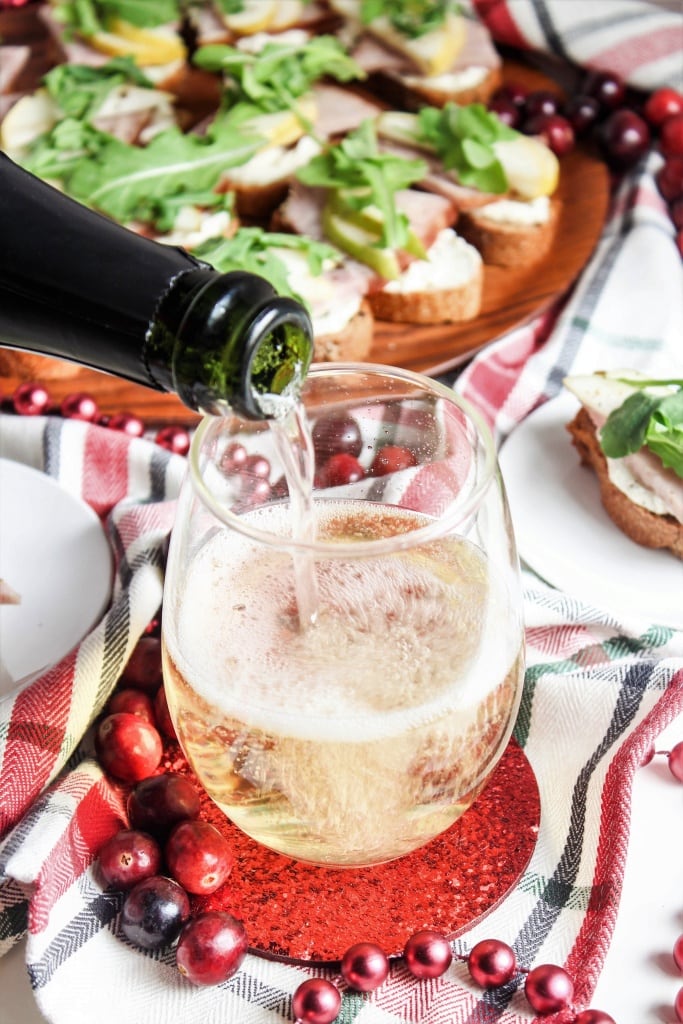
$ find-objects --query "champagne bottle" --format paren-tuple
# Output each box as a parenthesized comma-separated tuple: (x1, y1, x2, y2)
(0, 154, 313, 419)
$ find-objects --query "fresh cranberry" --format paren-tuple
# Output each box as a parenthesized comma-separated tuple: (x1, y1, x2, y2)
(319, 452, 365, 487)
(121, 636, 162, 693)
(370, 445, 417, 476)
(523, 89, 561, 119)
(155, 425, 191, 456)
(656, 156, 683, 202)
(660, 112, 683, 158)
(491, 81, 528, 108)
(96, 713, 163, 782)
(121, 875, 190, 950)
(176, 911, 248, 986)
(106, 688, 156, 724)
(312, 413, 363, 460)
(564, 93, 601, 136)
(582, 69, 626, 111)
(153, 685, 177, 739)
(242, 476, 272, 505)
(108, 413, 145, 438)
(128, 773, 201, 838)
(523, 113, 575, 156)
(644, 87, 683, 128)
(671, 197, 683, 231)
(165, 820, 234, 895)
(488, 95, 521, 128)
(98, 829, 162, 889)
(598, 109, 651, 168)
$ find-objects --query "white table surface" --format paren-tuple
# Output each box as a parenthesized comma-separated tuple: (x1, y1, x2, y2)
(1, 713, 681, 1024)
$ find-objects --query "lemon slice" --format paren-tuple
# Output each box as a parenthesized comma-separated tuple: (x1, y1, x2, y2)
(371, 11, 466, 77)
(89, 21, 185, 65)
(492, 136, 560, 200)
(223, 0, 278, 35)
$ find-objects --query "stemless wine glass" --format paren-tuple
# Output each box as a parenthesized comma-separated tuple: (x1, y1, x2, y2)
(161, 364, 525, 868)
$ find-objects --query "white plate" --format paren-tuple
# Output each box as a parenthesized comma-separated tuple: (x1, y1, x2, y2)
(0, 458, 113, 694)
(499, 395, 683, 630)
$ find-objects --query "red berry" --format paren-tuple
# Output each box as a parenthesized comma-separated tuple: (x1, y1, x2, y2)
(657, 157, 683, 202)
(153, 685, 177, 739)
(488, 95, 521, 129)
(403, 929, 453, 979)
(155, 425, 191, 456)
(524, 963, 574, 1014)
(491, 82, 528, 108)
(121, 875, 190, 950)
(96, 713, 163, 782)
(340, 942, 389, 992)
(13, 382, 50, 416)
(564, 93, 601, 136)
(106, 688, 156, 724)
(243, 453, 271, 479)
(60, 392, 99, 421)
(523, 89, 561, 119)
(108, 412, 145, 437)
(660, 113, 683, 158)
(121, 636, 162, 692)
(165, 820, 234, 895)
(583, 69, 626, 111)
(524, 113, 575, 156)
(644, 87, 683, 128)
(176, 911, 248, 986)
(98, 829, 162, 889)
(467, 938, 517, 987)
(370, 445, 417, 476)
(312, 413, 363, 460)
(671, 197, 683, 231)
(220, 442, 248, 472)
(320, 452, 365, 487)
(242, 476, 272, 505)
(598, 109, 651, 168)
(128, 773, 201, 838)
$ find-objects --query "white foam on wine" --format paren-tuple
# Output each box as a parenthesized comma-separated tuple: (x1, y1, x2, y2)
(165, 500, 519, 742)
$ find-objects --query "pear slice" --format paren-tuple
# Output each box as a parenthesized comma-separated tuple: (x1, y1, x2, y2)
(370, 11, 466, 77)
(222, 0, 279, 34)
(326, 193, 427, 259)
(492, 136, 559, 200)
(322, 205, 401, 279)
(90, 21, 185, 65)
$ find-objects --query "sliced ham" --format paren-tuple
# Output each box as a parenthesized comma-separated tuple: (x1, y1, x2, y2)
(312, 82, 384, 138)
(350, 17, 501, 77)
(379, 138, 505, 211)
(0, 46, 31, 95)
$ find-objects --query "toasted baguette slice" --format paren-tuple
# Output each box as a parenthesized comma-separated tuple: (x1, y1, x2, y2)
(458, 197, 560, 267)
(313, 301, 374, 362)
(368, 229, 483, 324)
(567, 406, 683, 559)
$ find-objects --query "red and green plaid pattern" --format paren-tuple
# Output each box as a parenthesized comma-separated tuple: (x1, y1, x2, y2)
(1, 7, 683, 1019)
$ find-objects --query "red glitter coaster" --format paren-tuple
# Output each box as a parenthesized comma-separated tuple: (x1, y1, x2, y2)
(171, 740, 539, 965)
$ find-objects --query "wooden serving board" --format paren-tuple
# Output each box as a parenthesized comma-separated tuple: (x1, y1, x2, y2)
(0, 8, 610, 426)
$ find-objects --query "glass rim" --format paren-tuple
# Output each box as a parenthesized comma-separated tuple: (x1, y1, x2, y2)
(188, 362, 498, 556)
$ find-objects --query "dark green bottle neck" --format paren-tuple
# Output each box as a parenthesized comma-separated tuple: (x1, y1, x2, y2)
(146, 268, 314, 419)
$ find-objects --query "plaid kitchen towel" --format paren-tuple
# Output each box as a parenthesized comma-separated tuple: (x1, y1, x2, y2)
(1, 5, 683, 1022)
(0, 144, 682, 1024)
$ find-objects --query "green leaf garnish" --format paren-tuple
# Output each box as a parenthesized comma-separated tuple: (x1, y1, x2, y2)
(418, 102, 518, 194)
(193, 227, 340, 309)
(600, 378, 683, 478)
(360, 0, 460, 37)
(52, 0, 181, 34)
(42, 57, 153, 119)
(297, 119, 427, 251)
(193, 36, 364, 114)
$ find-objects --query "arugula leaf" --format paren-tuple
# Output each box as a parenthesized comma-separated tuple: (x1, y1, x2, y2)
(24, 114, 263, 224)
(297, 120, 426, 250)
(193, 227, 340, 308)
(193, 36, 364, 113)
(42, 58, 153, 119)
(360, 0, 459, 37)
(600, 379, 683, 479)
(418, 103, 517, 194)
(52, 0, 181, 34)
(135, 189, 234, 233)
